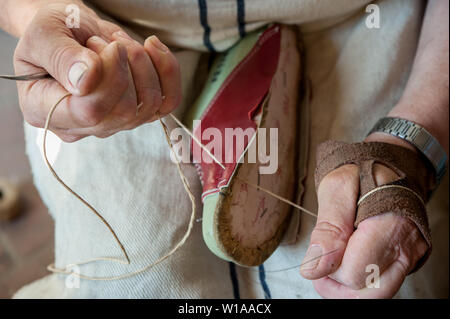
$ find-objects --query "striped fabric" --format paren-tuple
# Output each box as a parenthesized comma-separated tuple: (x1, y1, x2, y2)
(87, 0, 372, 51)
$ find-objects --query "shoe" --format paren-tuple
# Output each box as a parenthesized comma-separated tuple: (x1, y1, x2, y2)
(184, 24, 302, 266)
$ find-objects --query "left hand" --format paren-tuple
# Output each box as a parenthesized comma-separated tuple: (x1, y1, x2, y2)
(300, 136, 429, 298)
(13, 1, 181, 142)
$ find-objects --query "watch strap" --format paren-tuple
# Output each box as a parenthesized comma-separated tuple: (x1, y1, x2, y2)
(369, 117, 447, 185)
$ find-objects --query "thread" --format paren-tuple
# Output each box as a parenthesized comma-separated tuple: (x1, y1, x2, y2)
(169, 113, 226, 170)
(0, 72, 49, 81)
(43, 95, 197, 281)
(2, 73, 318, 280)
(44, 98, 316, 280)
(169, 112, 317, 217)
(357, 184, 425, 207)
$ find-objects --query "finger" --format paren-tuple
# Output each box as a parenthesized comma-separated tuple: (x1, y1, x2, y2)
(144, 36, 182, 117)
(313, 257, 410, 299)
(112, 31, 163, 125)
(328, 213, 427, 289)
(327, 162, 428, 289)
(300, 164, 360, 280)
(86, 35, 109, 53)
(327, 214, 399, 290)
(75, 36, 137, 131)
(17, 41, 130, 129)
(14, 22, 102, 96)
(97, 20, 123, 42)
(63, 38, 139, 135)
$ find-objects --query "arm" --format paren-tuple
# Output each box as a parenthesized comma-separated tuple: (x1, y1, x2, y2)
(301, 0, 448, 298)
(366, 0, 449, 154)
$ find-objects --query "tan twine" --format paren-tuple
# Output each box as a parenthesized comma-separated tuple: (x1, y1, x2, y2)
(39, 94, 420, 279)
(38, 92, 319, 280)
(0, 69, 328, 279)
(3, 67, 422, 278)
(42, 93, 199, 280)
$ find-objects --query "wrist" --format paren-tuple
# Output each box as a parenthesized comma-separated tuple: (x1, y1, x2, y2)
(364, 131, 418, 153)
(366, 116, 448, 185)
(390, 100, 449, 155)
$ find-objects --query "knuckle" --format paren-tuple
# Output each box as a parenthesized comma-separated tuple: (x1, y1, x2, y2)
(313, 221, 349, 242)
(127, 45, 147, 64)
(22, 111, 43, 128)
(13, 42, 25, 63)
(94, 132, 113, 139)
(59, 134, 81, 143)
(25, 116, 44, 129)
(325, 165, 358, 192)
(343, 277, 365, 290)
(317, 164, 359, 210)
(332, 264, 366, 290)
(14, 37, 35, 68)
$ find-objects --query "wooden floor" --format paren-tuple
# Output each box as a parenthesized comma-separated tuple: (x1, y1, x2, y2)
(0, 30, 54, 299)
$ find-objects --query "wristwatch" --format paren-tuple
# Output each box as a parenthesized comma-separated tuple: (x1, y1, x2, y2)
(369, 117, 448, 185)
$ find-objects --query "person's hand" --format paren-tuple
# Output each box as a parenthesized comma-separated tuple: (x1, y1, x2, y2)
(13, 1, 181, 142)
(300, 137, 429, 298)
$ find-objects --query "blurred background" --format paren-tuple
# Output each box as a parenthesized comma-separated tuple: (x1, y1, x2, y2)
(0, 30, 54, 298)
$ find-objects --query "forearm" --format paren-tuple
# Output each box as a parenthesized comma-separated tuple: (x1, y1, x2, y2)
(0, 0, 82, 37)
(367, 0, 449, 154)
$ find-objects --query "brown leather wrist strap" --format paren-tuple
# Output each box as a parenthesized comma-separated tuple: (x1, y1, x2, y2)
(314, 140, 437, 272)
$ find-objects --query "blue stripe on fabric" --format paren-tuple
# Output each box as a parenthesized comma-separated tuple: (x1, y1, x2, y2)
(228, 262, 241, 299)
(237, 0, 246, 38)
(259, 264, 272, 299)
(198, 0, 216, 52)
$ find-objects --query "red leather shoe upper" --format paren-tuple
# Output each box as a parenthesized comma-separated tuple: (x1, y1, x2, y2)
(192, 25, 281, 202)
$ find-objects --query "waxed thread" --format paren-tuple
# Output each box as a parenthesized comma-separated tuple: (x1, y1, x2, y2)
(2, 72, 321, 279)
(43, 94, 198, 280)
(168, 114, 317, 217)
(41, 93, 320, 280)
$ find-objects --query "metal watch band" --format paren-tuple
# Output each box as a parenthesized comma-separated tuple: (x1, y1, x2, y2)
(369, 117, 448, 185)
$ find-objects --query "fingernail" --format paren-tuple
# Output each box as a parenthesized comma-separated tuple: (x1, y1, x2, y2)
(301, 245, 323, 271)
(149, 36, 168, 53)
(88, 35, 107, 45)
(68, 62, 88, 90)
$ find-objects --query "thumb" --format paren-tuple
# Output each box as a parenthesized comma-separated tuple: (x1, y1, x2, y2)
(300, 164, 360, 279)
(16, 29, 102, 96)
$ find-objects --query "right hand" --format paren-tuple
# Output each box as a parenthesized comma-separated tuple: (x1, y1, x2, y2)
(13, 1, 181, 142)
